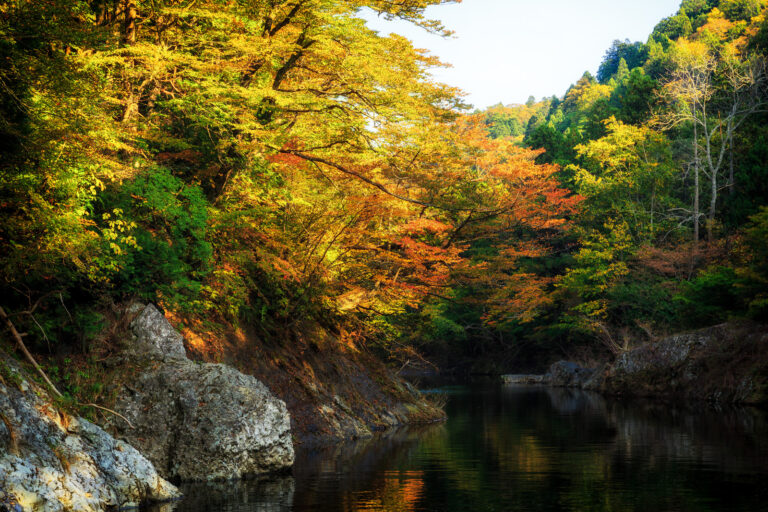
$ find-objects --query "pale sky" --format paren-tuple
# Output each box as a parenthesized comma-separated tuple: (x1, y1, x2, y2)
(362, 0, 682, 109)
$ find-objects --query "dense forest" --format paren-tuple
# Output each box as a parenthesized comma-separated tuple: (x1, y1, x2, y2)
(481, 0, 768, 367)
(1, 0, 768, 392)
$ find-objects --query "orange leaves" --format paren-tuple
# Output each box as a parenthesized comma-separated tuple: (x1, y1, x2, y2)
(398, 218, 453, 235)
(266, 152, 308, 168)
(483, 274, 556, 325)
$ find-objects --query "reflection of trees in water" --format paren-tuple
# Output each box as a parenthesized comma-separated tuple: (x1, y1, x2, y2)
(502, 383, 768, 474)
(462, 385, 768, 511)
(291, 425, 443, 512)
(161, 386, 768, 512)
(605, 398, 768, 474)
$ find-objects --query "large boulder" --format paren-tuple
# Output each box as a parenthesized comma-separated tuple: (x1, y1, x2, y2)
(106, 304, 294, 481)
(0, 356, 179, 511)
(110, 359, 294, 481)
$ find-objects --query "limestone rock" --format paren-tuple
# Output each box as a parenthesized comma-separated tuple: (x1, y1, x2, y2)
(596, 322, 768, 403)
(501, 374, 545, 384)
(110, 304, 294, 481)
(109, 359, 295, 481)
(500, 323, 768, 405)
(130, 304, 186, 359)
(0, 356, 179, 511)
(546, 361, 595, 387)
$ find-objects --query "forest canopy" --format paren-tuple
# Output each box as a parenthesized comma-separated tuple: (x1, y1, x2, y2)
(1, 0, 768, 375)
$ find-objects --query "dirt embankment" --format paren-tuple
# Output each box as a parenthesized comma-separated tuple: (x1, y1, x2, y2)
(175, 315, 445, 444)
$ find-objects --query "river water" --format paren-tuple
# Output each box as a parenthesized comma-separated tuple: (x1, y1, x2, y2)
(162, 383, 768, 512)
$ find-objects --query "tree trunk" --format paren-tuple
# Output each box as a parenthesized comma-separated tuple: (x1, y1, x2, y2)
(708, 157, 717, 244)
(693, 117, 700, 254)
(728, 130, 735, 195)
(123, 0, 137, 45)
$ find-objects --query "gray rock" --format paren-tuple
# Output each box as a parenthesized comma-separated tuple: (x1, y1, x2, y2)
(611, 329, 712, 377)
(111, 304, 294, 480)
(599, 322, 768, 403)
(108, 359, 294, 481)
(582, 363, 608, 391)
(546, 361, 595, 387)
(130, 304, 186, 359)
(501, 374, 546, 384)
(0, 355, 179, 511)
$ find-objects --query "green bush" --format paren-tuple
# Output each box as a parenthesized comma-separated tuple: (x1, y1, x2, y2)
(737, 206, 768, 319)
(99, 167, 212, 312)
(674, 266, 742, 327)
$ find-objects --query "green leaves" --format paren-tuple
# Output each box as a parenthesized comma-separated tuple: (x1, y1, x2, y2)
(97, 167, 213, 310)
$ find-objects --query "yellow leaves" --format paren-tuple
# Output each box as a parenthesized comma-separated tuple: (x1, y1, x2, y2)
(671, 37, 714, 68)
(562, 80, 611, 113)
(100, 209, 139, 256)
(561, 219, 633, 309)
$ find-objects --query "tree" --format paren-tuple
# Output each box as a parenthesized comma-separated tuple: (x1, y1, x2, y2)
(720, 0, 763, 21)
(652, 8, 694, 41)
(658, 40, 768, 245)
(612, 68, 658, 124)
(655, 39, 716, 250)
(597, 40, 649, 84)
(570, 118, 676, 244)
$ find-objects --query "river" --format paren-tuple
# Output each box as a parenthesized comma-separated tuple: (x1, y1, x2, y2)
(159, 383, 768, 511)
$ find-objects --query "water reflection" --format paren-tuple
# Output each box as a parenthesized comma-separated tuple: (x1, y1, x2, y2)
(160, 385, 768, 512)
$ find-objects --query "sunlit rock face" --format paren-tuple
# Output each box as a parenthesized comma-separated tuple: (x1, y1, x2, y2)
(104, 304, 294, 481)
(0, 356, 179, 511)
(129, 303, 188, 360)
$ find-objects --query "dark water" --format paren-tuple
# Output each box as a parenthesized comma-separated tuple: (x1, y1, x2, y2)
(160, 384, 768, 512)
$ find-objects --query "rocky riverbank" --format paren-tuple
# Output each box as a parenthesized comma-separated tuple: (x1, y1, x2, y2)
(0, 354, 179, 511)
(503, 322, 768, 405)
(0, 300, 445, 509)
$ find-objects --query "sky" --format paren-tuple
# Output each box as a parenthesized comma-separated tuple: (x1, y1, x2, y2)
(361, 0, 682, 109)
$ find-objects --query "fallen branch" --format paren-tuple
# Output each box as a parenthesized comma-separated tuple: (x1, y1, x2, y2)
(0, 305, 134, 429)
(80, 402, 134, 429)
(0, 305, 63, 398)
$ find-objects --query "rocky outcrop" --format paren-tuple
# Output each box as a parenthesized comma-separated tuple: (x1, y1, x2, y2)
(104, 304, 294, 481)
(0, 355, 179, 511)
(601, 322, 768, 403)
(546, 361, 596, 387)
(502, 361, 597, 388)
(501, 322, 768, 405)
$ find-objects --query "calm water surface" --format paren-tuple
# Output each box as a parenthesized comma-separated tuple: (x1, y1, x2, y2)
(162, 384, 768, 512)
